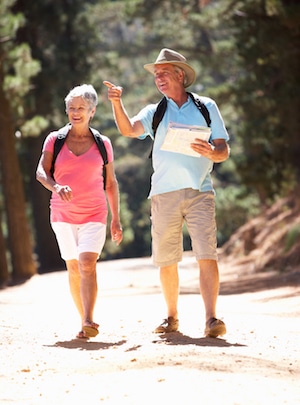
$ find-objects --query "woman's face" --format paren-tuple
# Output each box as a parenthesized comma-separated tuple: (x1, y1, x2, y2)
(66, 97, 95, 126)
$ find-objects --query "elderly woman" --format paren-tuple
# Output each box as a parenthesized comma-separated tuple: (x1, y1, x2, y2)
(36, 84, 123, 339)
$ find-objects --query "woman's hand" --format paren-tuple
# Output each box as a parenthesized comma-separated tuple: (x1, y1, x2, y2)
(53, 184, 73, 202)
(111, 219, 123, 245)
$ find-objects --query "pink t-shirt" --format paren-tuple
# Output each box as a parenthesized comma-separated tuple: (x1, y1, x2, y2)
(43, 131, 113, 224)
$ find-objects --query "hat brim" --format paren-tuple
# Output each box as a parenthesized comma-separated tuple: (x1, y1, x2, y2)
(144, 61, 196, 88)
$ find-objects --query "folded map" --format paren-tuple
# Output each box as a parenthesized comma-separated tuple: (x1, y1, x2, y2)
(160, 122, 211, 157)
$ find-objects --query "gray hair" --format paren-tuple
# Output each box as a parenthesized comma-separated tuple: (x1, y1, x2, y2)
(173, 66, 188, 87)
(65, 84, 98, 110)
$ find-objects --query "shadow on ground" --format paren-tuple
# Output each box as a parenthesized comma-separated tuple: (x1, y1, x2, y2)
(45, 339, 127, 350)
(153, 332, 246, 348)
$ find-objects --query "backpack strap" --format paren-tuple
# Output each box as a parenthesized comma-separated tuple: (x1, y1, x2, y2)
(89, 128, 108, 190)
(149, 97, 167, 158)
(152, 97, 168, 137)
(50, 124, 70, 177)
(149, 92, 211, 158)
(50, 124, 108, 189)
(187, 92, 211, 127)
(90, 128, 108, 165)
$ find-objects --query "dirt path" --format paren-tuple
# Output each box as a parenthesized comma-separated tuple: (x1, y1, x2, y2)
(0, 253, 299, 405)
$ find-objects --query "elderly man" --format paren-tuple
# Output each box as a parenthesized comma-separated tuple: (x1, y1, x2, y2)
(104, 48, 229, 338)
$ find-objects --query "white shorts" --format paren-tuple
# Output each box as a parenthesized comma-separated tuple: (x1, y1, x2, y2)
(51, 222, 106, 261)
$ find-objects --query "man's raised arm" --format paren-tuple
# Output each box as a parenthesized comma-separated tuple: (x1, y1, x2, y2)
(103, 81, 144, 138)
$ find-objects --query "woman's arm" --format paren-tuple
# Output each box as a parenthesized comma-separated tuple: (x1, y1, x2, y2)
(36, 151, 73, 201)
(104, 161, 123, 245)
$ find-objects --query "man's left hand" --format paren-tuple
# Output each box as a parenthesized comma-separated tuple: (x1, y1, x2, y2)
(190, 139, 215, 159)
(191, 138, 229, 162)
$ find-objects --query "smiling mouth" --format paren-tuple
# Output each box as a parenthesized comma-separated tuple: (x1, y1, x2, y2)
(159, 83, 167, 89)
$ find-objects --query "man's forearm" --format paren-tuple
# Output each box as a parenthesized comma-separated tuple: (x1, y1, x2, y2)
(212, 143, 230, 163)
(104, 81, 143, 138)
(112, 100, 136, 137)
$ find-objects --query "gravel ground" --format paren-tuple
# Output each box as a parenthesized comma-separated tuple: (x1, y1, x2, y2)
(0, 253, 299, 405)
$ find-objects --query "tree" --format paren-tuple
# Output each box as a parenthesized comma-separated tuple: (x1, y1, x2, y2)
(0, 0, 38, 283)
(9, 0, 299, 269)
(13, 0, 106, 271)
(0, 206, 9, 287)
(227, 0, 300, 202)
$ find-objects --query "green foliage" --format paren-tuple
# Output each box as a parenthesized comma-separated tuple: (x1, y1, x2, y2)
(0, 1, 41, 122)
(20, 115, 48, 137)
(227, 0, 300, 202)
(1, 0, 299, 268)
(0, 0, 24, 38)
(215, 185, 261, 245)
(4, 44, 40, 117)
(284, 225, 300, 253)
(113, 151, 153, 257)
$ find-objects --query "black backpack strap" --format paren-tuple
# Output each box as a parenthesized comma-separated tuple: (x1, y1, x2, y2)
(50, 124, 70, 177)
(90, 127, 108, 190)
(152, 97, 168, 137)
(187, 92, 211, 127)
(90, 128, 108, 165)
(50, 124, 108, 189)
(149, 93, 211, 159)
(149, 97, 167, 158)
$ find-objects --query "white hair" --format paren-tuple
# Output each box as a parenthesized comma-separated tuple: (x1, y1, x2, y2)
(65, 84, 98, 109)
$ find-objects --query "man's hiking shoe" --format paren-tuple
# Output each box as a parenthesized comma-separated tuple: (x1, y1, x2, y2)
(205, 317, 226, 338)
(154, 317, 179, 333)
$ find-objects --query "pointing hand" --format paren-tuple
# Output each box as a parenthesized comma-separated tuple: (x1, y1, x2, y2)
(103, 81, 123, 102)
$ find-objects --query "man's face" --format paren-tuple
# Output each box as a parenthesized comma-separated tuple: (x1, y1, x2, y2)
(154, 64, 183, 96)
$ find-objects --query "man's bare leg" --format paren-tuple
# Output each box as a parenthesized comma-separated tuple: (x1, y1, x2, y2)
(154, 263, 179, 333)
(198, 259, 226, 337)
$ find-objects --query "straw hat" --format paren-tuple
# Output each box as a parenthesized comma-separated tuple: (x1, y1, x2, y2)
(144, 48, 196, 88)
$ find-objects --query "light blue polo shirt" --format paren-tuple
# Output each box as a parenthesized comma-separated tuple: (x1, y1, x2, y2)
(134, 94, 229, 198)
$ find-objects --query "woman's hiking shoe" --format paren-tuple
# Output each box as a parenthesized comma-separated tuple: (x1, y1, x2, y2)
(205, 317, 226, 338)
(154, 317, 179, 333)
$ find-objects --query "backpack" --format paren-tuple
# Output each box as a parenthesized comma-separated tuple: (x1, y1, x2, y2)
(50, 124, 108, 189)
(150, 92, 211, 158)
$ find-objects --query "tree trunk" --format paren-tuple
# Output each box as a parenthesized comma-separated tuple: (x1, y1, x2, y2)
(0, 84, 37, 282)
(0, 208, 10, 287)
(25, 136, 64, 272)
